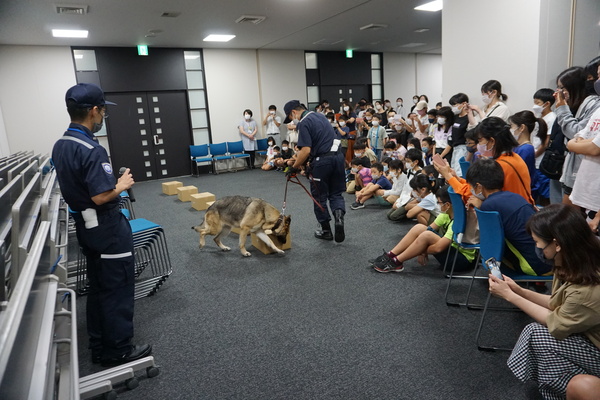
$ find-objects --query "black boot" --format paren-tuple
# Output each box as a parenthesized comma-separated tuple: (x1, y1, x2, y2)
(333, 209, 345, 243)
(314, 221, 333, 241)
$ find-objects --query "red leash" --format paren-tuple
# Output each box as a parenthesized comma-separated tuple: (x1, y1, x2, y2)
(283, 173, 325, 214)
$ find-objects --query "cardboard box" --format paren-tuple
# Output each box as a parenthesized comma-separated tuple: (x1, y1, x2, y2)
(191, 192, 216, 210)
(177, 185, 198, 202)
(251, 231, 291, 255)
(162, 181, 183, 195)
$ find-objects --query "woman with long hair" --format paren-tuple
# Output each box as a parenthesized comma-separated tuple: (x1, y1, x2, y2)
(489, 204, 600, 400)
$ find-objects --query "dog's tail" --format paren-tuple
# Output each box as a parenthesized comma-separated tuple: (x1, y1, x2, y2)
(191, 214, 208, 233)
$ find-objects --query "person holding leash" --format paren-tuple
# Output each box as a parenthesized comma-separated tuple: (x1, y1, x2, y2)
(52, 83, 152, 366)
(283, 100, 346, 243)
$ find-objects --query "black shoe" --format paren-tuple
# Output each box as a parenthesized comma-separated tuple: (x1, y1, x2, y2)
(101, 344, 153, 367)
(368, 249, 390, 265)
(333, 209, 345, 243)
(315, 230, 333, 240)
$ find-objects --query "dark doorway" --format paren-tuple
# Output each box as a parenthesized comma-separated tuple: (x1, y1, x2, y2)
(105, 91, 192, 181)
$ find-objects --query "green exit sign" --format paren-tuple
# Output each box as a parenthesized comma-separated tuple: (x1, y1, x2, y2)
(137, 45, 149, 56)
(346, 49, 353, 58)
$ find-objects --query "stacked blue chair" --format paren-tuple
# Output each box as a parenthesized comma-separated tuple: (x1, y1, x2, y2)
(459, 157, 471, 179)
(226, 140, 251, 171)
(209, 142, 233, 174)
(119, 191, 135, 219)
(474, 208, 553, 351)
(189, 144, 213, 175)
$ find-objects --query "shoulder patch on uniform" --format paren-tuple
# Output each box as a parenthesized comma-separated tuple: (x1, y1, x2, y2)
(102, 163, 113, 174)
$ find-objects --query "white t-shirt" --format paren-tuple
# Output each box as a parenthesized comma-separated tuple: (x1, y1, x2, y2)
(265, 115, 281, 135)
(569, 109, 600, 211)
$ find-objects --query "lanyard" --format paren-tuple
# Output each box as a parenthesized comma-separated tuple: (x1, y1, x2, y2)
(67, 128, 88, 135)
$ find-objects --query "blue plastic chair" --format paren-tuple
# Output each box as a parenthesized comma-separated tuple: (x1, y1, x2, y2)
(474, 208, 553, 351)
(444, 186, 482, 307)
(209, 142, 233, 174)
(459, 157, 471, 179)
(255, 138, 269, 156)
(189, 144, 213, 175)
(226, 141, 251, 171)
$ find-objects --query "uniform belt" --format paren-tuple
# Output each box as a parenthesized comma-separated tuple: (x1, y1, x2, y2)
(314, 152, 338, 161)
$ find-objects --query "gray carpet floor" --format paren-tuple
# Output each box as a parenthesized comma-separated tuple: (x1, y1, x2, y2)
(76, 168, 543, 399)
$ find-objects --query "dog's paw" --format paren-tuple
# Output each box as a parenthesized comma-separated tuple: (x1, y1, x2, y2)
(221, 246, 231, 252)
(276, 249, 285, 255)
(242, 251, 252, 257)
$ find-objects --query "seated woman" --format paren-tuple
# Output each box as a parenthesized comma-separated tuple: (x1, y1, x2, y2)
(370, 185, 477, 273)
(489, 204, 600, 400)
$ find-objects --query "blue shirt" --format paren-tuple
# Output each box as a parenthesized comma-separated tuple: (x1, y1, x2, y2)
(297, 111, 336, 157)
(481, 191, 551, 275)
(372, 175, 392, 190)
(52, 123, 119, 212)
(514, 143, 536, 182)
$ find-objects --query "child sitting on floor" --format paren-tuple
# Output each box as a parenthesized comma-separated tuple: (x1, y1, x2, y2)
(262, 145, 281, 171)
(351, 162, 392, 209)
(387, 148, 424, 221)
(275, 140, 294, 170)
(374, 159, 406, 206)
(405, 173, 439, 225)
(370, 185, 477, 273)
(347, 157, 372, 194)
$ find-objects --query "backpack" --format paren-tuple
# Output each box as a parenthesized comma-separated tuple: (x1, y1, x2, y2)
(539, 119, 566, 180)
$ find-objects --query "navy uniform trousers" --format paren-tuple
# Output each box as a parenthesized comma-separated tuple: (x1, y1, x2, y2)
(310, 151, 346, 223)
(74, 207, 135, 358)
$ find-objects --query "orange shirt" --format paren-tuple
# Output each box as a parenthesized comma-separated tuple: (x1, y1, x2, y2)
(496, 153, 534, 205)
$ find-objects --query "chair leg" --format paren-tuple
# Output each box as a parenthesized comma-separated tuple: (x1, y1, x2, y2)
(475, 292, 515, 352)
(444, 248, 461, 306)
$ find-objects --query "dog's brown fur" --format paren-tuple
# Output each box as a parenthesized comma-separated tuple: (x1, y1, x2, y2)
(192, 195, 291, 257)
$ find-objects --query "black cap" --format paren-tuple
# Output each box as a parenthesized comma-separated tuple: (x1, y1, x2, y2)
(283, 100, 301, 124)
(65, 83, 116, 108)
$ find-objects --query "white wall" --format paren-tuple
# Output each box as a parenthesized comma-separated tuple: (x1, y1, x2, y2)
(383, 52, 442, 112)
(203, 49, 262, 144)
(256, 49, 307, 140)
(443, 0, 542, 115)
(537, 0, 572, 89)
(572, 0, 600, 67)
(0, 45, 76, 156)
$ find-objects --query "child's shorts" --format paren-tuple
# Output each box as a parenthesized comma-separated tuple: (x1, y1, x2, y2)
(374, 195, 392, 207)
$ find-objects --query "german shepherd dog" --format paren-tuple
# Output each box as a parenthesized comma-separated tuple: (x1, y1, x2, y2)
(192, 196, 291, 257)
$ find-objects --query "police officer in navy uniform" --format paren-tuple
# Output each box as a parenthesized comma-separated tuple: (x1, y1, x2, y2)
(52, 83, 152, 366)
(284, 100, 346, 242)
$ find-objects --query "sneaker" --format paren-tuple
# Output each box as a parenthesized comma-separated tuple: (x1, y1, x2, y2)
(351, 201, 365, 210)
(368, 249, 391, 264)
(373, 258, 404, 273)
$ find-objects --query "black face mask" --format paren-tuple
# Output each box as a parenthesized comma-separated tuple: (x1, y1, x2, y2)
(595, 79, 600, 96)
(535, 246, 555, 267)
(92, 119, 104, 133)
(585, 80, 596, 95)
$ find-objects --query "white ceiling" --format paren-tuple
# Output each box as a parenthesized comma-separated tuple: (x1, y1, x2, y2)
(0, 0, 442, 54)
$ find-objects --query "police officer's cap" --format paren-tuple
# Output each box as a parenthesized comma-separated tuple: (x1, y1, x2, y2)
(283, 100, 304, 124)
(65, 83, 117, 109)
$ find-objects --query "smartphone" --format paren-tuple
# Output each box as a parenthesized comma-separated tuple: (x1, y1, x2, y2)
(485, 257, 504, 280)
(432, 153, 447, 166)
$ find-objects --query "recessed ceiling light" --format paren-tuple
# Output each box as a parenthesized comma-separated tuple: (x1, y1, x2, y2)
(74, 54, 84, 59)
(52, 29, 88, 38)
(203, 34, 236, 42)
(414, 0, 443, 12)
(399, 42, 426, 48)
(414, 28, 430, 33)
(184, 55, 200, 60)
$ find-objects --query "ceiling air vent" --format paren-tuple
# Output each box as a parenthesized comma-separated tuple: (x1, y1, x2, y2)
(359, 23, 388, 31)
(235, 15, 266, 25)
(161, 12, 181, 18)
(55, 4, 89, 15)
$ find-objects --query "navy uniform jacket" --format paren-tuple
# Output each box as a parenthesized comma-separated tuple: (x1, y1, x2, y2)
(52, 123, 119, 212)
(297, 111, 335, 157)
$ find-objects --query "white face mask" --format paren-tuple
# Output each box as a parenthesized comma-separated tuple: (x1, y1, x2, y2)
(482, 94, 492, 105)
(354, 152, 363, 157)
(339, 121, 346, 127)
(437, 117, 446, 125)
(376, 104, 382, 110)
(351, 167, 358, 173)
(366, 116, 372, 121)
(282, 146, 288, 150)
(451, 105, 461, 115)
(244, 114, 251, 120)
(532, 104, 543, 118)
(372, 120, 380, 126)
(397, 101, 403, 106)
(343, 106, 350, 112)
(269, 110, 275, 115)
(268, 142, 275, 147)
(413, 98, 418, 104)
(511, 127, 520, 139)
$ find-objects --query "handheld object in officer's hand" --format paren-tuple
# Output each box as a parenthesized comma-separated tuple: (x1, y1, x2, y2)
(119, 167, 136, 202)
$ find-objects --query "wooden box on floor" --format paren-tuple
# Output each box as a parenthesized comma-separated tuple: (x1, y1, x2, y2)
(191, 192, 216, 211)
(162, 181, 183, 195)
(251, 231, 291, 254)
(177, 185, 198, 202)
